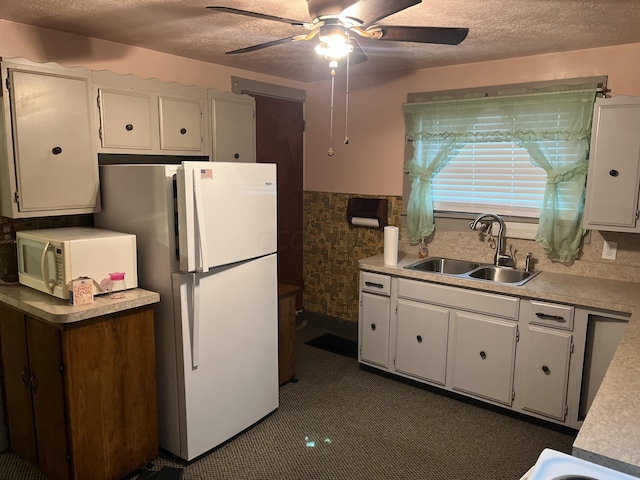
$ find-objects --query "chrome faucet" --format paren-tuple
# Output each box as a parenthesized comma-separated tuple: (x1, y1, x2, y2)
(524, 252, 534, 272)
(469, 213, 513, 267)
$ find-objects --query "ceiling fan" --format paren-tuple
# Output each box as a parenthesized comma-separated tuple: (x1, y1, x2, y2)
(206, 0, 469, 64)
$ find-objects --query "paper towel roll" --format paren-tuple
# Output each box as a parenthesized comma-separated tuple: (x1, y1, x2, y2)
(351, 217, 380, 227)
(384, 226, 399, 266)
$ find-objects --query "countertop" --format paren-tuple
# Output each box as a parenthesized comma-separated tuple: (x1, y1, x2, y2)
(0, 283, 160, 324)
(359, 253, 640, 478)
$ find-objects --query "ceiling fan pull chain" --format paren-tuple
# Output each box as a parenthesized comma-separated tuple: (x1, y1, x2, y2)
(328, 66, 336, 156)
(344, 36, 350, 145)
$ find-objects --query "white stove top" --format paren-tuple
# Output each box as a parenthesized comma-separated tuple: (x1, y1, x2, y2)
(529, 449, 637, 480)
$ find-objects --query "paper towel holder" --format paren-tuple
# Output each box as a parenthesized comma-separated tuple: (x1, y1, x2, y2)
(347, 197, 388, 229)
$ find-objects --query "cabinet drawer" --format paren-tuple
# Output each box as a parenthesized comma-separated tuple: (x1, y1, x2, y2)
(398, 278, 519, 320)
(526, 300, 574, 331)
(361, 271, 391, 296)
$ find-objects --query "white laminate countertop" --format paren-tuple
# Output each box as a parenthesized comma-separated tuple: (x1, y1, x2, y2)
(0, 283, 160, 324)
(359, 253, 640, 478)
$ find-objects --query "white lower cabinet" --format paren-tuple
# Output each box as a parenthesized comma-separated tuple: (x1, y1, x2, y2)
(357, 270, 615, 429)
(360, 292, 390, 367)
(451, 311, 517, 405)
(519, 325, 572, 420)
(395, 299, 449, 385)
(359, 272, 391, 368)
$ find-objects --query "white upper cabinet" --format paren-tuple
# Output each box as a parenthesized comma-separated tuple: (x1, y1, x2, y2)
(0, 58, 99, 218)
(158, 96, 204, 152)
(584, 96, 640, 232)
(98, 89, 154, 150)
(92, 71, 206, 156)
(209, 90, 255, 162)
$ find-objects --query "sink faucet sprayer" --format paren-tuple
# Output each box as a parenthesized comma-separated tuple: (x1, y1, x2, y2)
(469, 213, 513, 267)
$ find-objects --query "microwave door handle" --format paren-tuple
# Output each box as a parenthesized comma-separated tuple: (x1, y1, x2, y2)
(192, 168, 209, 273)
(39, 242, 55, 294)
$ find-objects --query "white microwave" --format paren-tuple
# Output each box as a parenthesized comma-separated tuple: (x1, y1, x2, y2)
(16, 227, 138, 299)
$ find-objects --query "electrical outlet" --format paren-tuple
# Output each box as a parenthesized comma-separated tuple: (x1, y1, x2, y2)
(602, 240, 618, 260)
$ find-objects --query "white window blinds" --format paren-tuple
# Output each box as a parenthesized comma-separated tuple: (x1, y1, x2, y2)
(431, 142, 547, 217)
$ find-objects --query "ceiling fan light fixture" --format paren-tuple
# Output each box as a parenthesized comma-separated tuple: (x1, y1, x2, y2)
(314, 22, 353, 60)
(314, 40, 353, 60)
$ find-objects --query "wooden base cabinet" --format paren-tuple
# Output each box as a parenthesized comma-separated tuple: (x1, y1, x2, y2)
(278, 284, 298, 385)
(0, 304, 158, 480)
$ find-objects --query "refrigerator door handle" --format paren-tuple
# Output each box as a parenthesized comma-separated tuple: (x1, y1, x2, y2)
(192, 168, 209, 273)
(190, 273, 200, 368)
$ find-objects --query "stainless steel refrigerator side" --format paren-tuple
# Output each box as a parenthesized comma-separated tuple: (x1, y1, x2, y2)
(94, 164, 183, 456)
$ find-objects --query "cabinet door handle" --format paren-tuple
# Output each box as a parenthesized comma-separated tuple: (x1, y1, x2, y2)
(365, 281, 384, 289)
(370, 323, 376, 331)
(125, 123, 134, 131)
(479, 350, 487, 359)
(416, 335, 422, 343)
(234, 153, 240, 159)
(20, 368, 31, 385)
(180, 128, 187, 135)
(609, 169, 619, 177)
(542, 365, 550, 374)
(51, 146, 62, 155)
(535, 312, 565, 322)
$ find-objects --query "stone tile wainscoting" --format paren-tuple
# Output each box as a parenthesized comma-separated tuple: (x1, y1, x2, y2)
(303, 191, 403, 324)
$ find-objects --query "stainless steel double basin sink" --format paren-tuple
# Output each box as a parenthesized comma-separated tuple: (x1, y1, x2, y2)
(404, 257, 540, 286)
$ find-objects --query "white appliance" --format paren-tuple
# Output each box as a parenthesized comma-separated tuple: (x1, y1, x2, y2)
(529, 449, 637, 479)
(95, 161, 279, 461)
(16, 227, 138, 299)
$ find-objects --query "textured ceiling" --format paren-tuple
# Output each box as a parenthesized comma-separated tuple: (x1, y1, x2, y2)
(1, 0, 640, 82)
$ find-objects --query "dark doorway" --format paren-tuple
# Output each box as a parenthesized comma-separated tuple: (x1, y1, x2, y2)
(252, 95, 304, 310)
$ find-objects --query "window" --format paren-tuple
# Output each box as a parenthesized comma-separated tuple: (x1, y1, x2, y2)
(403, 81, 601, 262)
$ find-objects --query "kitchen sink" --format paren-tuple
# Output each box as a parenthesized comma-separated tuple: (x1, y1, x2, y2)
(404, 256, 540, 286)
(405, 257, 481, 275)
(466, 265, 540, 286)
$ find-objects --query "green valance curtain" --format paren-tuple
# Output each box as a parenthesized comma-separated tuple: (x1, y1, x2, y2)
(403, 83, 598, 263)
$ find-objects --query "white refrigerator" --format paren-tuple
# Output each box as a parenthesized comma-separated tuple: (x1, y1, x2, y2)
(95, 161, 279, 461)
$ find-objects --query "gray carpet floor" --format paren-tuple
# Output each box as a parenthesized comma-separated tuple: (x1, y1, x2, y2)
(0, 325, 576, 480)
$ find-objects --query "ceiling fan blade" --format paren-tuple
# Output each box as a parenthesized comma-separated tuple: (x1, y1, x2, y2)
(371, 25, 469, 45)
(349, 37, 369, 64)
(225, 36, 302, 55)
(341, 0, 421, 25)
(206, 6, 308, 27)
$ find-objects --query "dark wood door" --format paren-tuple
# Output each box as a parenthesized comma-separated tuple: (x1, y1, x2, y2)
(0, 305, 37, 465)
(253, 95, 304, 309)
(26, 317, 69, 480)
